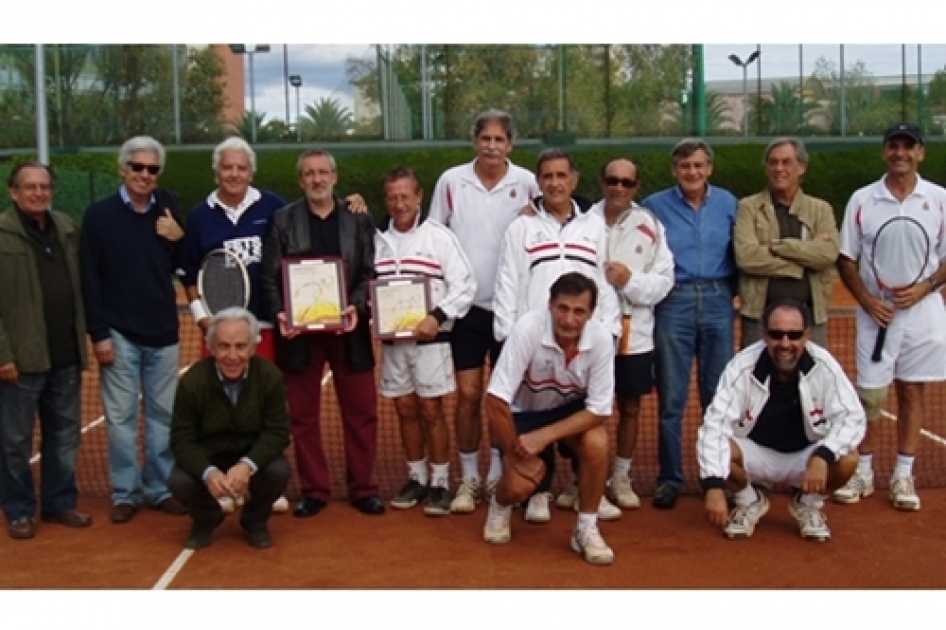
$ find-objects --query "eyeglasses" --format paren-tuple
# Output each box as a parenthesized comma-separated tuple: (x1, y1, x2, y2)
(765, 329, 806, 341)
(127, 161, 161, 175)
(603, 176, 638, 189)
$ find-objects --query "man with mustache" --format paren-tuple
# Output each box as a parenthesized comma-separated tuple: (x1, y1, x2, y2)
(698, 299, 863, 542)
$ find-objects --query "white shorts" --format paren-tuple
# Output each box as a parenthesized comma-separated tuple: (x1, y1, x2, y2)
(734, 438, 820, 487)
(380, 341, 456, 399)
(855, 293, 946, 388)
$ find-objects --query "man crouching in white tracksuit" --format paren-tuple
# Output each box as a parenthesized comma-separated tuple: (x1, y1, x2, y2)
(697, 298, 865, 542)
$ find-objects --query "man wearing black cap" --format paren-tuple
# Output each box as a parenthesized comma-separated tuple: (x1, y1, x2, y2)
(835, 123, 946, 512)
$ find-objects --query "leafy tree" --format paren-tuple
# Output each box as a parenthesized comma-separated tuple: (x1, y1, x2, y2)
(747, 81, 820, 135)
(180, 46, 228, 143)
(812, 56, 903, 135)
(300, 96, 354, 140)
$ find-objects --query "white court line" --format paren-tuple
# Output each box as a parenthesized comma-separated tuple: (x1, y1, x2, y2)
(151, 367, 334, 590)
(880, 410, 946, 447)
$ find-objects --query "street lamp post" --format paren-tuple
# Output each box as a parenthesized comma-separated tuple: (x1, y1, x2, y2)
(728, 50, 760, 137)
(229, 44, 271, 143)
(289, 74, 302, 142)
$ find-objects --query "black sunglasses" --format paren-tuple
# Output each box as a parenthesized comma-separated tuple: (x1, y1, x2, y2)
(603, 176, 638, 189)
(766, 329, 806, 341)
(127, 161, 161, 175)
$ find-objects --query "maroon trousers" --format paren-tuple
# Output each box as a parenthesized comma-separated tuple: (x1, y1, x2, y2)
(284, 335, 379, 502)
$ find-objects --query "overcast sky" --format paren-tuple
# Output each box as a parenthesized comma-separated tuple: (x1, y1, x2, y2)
(244, 44, 946, 124)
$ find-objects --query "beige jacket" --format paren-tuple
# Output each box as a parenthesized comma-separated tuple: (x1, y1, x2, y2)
(734, 188, 839, 324)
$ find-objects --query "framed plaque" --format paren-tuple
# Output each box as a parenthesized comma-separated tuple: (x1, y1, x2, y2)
(281, 257, 348, 332)
(369, 276, 431, 341)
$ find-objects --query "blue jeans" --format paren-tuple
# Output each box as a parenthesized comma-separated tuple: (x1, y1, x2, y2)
(100, 329, 179, 506)
(0, 366, 82, 522)
(654, 281, 735, 488)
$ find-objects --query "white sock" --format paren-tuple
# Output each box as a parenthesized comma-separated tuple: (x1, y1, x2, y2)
(612, 457, 632, 479)
(408, 459, 429, 485)
(576, 511, 597, 532)
(857, 454, 873, 476)
(486, 447, 503, 483)
(491, 494, 511, 511)
(894, 453, 915, 478)
(459, 451, 480, 481)
(734, 484, 759, 507)
(431, 463, 450, 489)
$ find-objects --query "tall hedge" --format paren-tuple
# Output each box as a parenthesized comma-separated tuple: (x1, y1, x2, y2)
(3, 141, 944, 226)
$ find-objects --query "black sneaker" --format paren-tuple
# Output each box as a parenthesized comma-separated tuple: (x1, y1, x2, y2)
(652, 483, 679, 509)
(424, 486, 452, 516)
(391, 479, 428, 509)
(185, 513, 225, 550)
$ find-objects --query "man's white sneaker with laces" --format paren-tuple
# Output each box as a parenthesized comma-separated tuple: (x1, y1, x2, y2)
(570, 524, 614, 565)
(608, 475, 641, 510)
(833, 470, 874, 504)
(525, 492, 552, 523)
(723, 494, 770, 539)
(889, 475, 921, 511)
(789, 494, 831, 542)
(483, 501, 513, 544)
(450, 478, 480, 514)
(573, 495, 622, 521)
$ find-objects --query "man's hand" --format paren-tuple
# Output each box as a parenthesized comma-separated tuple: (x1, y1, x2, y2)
(197, 317, 210, 333)
(205, 469, 236, 500)
(892, 282, 931, 311)
(604, 260, 631, 289)
(513, 430, 549, 460)
(414, 314, 440, 341)
(345, 194, 368, 214)
(704, 488, 730, 530)
(0, 362, 19, 384)
(93, 339, 115, 365)
(864, 294, 895, 328)
(156, 209, 184, 242)
(225, 462, 252, 498)
(339, 305, 358, 334)
(277, 312, 301, 339)
(802, 456, 829, 495)
(517, 203, 536, 217)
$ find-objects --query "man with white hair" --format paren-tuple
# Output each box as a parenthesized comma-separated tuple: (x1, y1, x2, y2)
(80, 135, 188, 524)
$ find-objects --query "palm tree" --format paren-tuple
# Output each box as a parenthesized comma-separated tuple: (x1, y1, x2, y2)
(227, 111, 283, 142)
(666, 90, 734, 136)
(300, 97, 354, 140)
(748, 81, 820, 135)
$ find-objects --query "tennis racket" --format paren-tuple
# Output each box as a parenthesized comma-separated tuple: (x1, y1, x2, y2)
(607, 208, 660, 355)
(869, 216, 931, 362)
(197, 248, 250, 316)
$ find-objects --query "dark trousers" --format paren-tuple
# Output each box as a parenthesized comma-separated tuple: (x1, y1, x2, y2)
(512, 398, 585, 495)
(285, 335, 379, 502)
(168, 456, 291, 530)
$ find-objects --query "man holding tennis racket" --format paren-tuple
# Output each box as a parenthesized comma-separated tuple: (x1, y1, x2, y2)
(260, 148, 384, 518)
(835, 123, 946, 512)
(373, 167, 476, 516)
(735, 137, 839, 349)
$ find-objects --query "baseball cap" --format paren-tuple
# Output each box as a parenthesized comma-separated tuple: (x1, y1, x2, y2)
(883, 122, 924, 145)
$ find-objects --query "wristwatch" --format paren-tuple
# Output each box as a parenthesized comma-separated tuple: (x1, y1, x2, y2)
(927, 275, 943, 292)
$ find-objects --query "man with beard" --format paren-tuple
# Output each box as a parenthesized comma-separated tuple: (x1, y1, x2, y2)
(697, 299, 864, 542)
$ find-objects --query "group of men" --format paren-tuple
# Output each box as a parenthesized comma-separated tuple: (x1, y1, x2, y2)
(1, 111, 944, 566)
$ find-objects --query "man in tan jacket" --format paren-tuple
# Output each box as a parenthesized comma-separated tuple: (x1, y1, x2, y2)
(734, 137, 839, 348)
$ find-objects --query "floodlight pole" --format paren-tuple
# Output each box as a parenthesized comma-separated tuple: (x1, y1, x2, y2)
(729, 50, 760, 137)
(289, 74, 302, 142)
(229, 44, 271, 143)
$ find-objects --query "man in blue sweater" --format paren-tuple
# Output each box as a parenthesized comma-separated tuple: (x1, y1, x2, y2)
(80, 135, 189, 524)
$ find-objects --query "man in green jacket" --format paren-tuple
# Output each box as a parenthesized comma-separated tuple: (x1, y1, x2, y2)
(169, 307, 291, 550)
(734, 137, 839, 349)
(0, 163, 91, 540)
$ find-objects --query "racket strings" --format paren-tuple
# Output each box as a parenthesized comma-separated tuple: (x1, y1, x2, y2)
(870, 218, 931, 290)
(200, 254, 248, 314)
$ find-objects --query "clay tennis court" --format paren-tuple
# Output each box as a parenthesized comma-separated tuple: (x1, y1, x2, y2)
(4, 280, 946, 589)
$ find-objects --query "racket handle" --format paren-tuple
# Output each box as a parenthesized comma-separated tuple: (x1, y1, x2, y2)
(871, 326, 888, 363)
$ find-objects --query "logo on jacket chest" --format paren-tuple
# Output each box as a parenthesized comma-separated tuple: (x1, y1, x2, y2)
(224, 236, 263, 265)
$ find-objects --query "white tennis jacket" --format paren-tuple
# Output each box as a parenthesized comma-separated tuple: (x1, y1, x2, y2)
(697, 340, 866, 490)
(590, 200, 675, 355)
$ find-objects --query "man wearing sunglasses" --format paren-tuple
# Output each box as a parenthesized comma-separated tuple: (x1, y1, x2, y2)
(80, 135, 188, 524)
(555, 158, 674, 514)
(734, 137, 838, 349)
(643, 138, 739, 509)
(698, 299, 863, 542)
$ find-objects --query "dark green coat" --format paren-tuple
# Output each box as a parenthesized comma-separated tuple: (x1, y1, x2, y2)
(170, 355, 290, 479)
